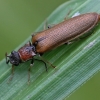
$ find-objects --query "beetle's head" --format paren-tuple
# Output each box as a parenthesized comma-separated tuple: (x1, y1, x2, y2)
(9, 51, 21, 66)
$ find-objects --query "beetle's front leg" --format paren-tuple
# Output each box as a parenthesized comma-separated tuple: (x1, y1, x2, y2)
(28, 59, 34, 84)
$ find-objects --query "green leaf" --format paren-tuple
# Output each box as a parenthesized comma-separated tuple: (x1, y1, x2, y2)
(0, 0, 100, 100)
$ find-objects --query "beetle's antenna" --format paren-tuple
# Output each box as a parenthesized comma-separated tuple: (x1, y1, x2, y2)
(5, 52, 10, 64)
(5, 52, 15, 83)
(39, 56, 56, 68)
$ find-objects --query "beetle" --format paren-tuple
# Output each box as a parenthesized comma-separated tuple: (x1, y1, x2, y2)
(6, 12, 100, 82)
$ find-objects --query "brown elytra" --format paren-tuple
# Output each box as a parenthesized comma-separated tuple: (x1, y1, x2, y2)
(32, 13, 100, 53)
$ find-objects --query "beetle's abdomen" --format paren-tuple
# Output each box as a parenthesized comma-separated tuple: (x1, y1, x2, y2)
(32, 13, 99, 53)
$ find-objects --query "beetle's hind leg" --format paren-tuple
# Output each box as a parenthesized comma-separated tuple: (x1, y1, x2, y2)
(64, 10, 72, 20)
(64, 34, 91, 45)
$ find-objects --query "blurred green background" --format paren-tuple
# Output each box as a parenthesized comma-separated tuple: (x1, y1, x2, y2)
(0, 0, 100, 100)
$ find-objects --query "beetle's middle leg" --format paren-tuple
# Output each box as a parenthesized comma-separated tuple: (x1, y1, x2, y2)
(44, 10, 72, 30)
(34, 58, 47, 72)
(39, 56, 56, 69)
(44, 19, 55, 30)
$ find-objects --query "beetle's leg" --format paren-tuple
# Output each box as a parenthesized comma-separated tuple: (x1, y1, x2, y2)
(7, 65, 14, 83)
(5, 52, 10, 64)
(65, 32, 92, 45)
(64, 38, 80, 45)
(44, 19, 55, 30)
(67, 33, 92, 44)
(64, 10, 72, 20)
(28, 59, 34, 84)
(40, 53, 43, 56)
(34, 58, 47, 72)
(79, 32, 93, 39)
(39, 55, 56, 68)
(47, 24, 55, 29)
(41, 57, 55, 68)
(65, 41, 73, 45)
(10, 65, 14, 80)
